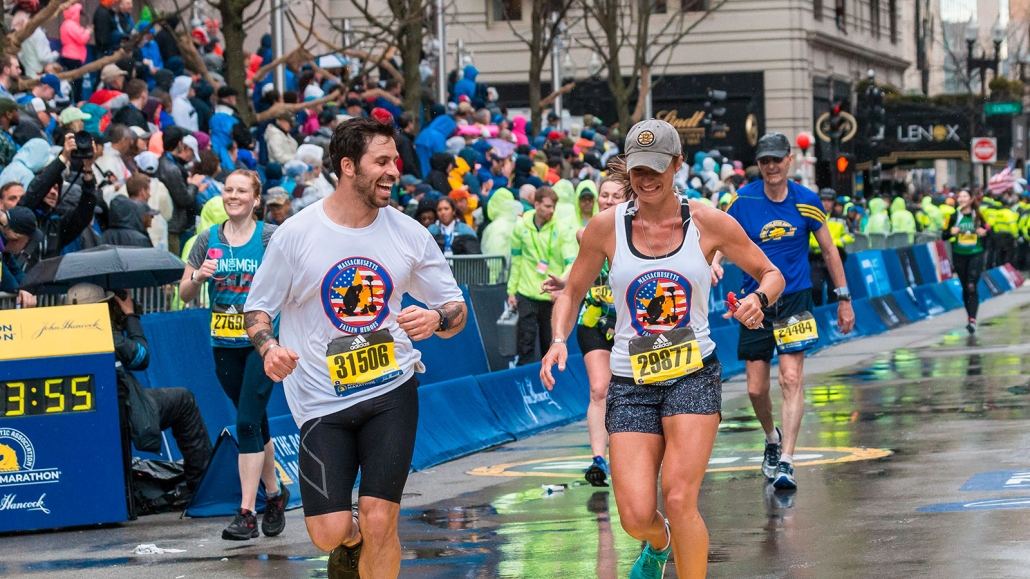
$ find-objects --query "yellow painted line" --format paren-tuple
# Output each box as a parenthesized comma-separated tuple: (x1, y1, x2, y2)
(466, 447, 893, 478)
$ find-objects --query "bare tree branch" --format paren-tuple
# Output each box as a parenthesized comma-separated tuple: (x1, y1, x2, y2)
(4, 0, 79, 56)
(540, 81, 576, 107)
(255, 89, 343, 123)
(292, 15, 404, 82)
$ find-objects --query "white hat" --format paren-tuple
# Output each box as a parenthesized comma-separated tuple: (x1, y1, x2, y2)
(182, 135, 200, 162)
(134, 151, 160, 175)
(66, 283, 114, 305)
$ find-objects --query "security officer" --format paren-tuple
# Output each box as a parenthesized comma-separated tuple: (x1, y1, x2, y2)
(993, 198, 1019, 267)
(810, 188, 852, 305)
(1016, 192, 1030, 269)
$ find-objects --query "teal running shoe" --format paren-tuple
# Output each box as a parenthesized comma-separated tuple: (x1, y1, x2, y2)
(585, 455, 610, 487)
(629, 520, 671, 579)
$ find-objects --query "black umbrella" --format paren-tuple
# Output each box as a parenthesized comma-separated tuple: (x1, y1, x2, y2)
(19, 245, 186, 294)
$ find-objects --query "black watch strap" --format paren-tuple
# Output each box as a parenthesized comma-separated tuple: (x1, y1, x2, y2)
(435, 309, 449, 331)
(754, 291, 769, 308)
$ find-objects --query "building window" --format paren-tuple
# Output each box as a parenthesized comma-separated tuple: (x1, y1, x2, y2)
(682, 0, 707, 12)
(814, 0, 823, 21)
(644, 0, 668, 14)
(871, 0, 880, 37)
(888, 0, 897, 43)
(835, 0, 846, 32)
(492, 0, 522, 21)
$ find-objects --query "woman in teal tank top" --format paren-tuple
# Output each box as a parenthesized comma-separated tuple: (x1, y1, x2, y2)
(178, 170, 289, 540)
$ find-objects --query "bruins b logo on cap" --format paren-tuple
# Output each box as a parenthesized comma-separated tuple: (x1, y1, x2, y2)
(637, 130, 655, 146)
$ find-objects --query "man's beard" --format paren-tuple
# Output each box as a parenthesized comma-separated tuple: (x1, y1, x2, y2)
(354, 165, 391, 210)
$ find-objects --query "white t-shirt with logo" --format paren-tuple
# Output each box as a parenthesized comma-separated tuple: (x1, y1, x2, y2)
(245, 199, 464, 426)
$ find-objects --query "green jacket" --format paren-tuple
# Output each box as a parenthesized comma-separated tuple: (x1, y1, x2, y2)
(889, 197, 916, 241)
(919, 197, 944, 232)
(507, 210, 579, 300)
(864, 197, 891, 234)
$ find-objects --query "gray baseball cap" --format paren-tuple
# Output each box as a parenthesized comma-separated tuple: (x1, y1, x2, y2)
(625, 119, 682, 173)
(755, 132, 791, 160)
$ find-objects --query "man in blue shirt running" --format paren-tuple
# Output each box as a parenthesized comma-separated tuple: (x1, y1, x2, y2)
(714, 132, 854, 490)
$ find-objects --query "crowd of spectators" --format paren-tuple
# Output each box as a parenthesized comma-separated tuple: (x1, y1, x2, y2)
(0, 0, 1018, 317)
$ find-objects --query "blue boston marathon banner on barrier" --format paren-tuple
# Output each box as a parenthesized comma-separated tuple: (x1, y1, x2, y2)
(185, 415, 303, 517)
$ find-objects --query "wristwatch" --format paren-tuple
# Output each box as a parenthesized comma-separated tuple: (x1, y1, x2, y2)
(834, 287, 852, 302)
(754, 291, 769, 308)
(552, 338, 568, 345)
(435, 309, 450, 332)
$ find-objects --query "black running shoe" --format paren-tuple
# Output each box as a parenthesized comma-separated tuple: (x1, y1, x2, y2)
(222, 508, 258, 540)
(261, 485, 290, 537)
(327, 540, 362, 579)
(761, 427, 782, 482)
(584, 456, 610, 487)
(967, 318, 977, 335)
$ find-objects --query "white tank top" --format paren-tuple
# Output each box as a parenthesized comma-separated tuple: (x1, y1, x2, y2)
(608, 200, 715, 379)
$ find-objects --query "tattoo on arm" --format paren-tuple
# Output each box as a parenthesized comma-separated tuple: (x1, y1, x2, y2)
(245, 310, 277, 353)
(252, 329, 276, 354)
(439, 301, 466, 329)
(244, 310, 269, 329)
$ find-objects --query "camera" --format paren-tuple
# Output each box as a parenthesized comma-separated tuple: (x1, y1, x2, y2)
(71, 130, 94, 160)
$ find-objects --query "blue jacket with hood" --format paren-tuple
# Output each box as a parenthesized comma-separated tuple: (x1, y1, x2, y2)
(454, 65, 478, 102)
(414, 114, 456, 178)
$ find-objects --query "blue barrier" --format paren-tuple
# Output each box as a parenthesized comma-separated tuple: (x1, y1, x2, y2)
(402, 287, 490, 384)
(911, 244, 940, 284)
(708, 326, 743, 378)
(185, 415, 303, 517)
(881, 249, 912, 292)
(987, 268, 1013, 293)
(412, 377, 513, 470)
(910, 285, 948, 317)
(475, 361, 586, 438)
(891, 289, 928, 322)
(850, 298, 890, 335)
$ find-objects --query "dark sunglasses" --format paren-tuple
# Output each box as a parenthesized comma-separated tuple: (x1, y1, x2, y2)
(757, 156, 785, 165)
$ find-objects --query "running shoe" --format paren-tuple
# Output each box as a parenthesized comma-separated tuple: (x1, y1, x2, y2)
(772, 461, 797, 490)
(222, 508, 259, 540)
(761, 427, 782, 482)
(585, 455, 611, 487)
(628, 520, 671, 579)
(261, 485, 290, 537)
(967, 318, 977, 335)
(327, 540, 362, 579)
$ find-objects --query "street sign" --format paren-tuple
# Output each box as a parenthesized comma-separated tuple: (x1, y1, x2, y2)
(971, 137, 997, 164)
(985, 102, 1023, 116)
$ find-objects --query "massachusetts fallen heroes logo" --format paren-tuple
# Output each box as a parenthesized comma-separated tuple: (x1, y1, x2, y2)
(321, 257, 393, 334)
(626, 270, 691, 334)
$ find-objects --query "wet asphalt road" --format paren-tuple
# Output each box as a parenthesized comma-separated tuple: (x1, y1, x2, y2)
(3, 295, 1030, 578)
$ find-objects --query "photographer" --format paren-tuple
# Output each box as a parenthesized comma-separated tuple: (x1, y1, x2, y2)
(17, 132, 97, 269)
(65, 283, 212, 500)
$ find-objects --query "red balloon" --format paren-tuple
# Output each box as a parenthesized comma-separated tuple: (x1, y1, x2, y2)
(796, 132, 812, 150)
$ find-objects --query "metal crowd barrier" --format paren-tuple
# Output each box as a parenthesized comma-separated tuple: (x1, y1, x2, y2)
(0, 285, 208, 313)
(446, 254, 509, 286)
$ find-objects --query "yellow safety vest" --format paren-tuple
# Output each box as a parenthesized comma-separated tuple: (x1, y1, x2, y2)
(809, 219, 852, 252)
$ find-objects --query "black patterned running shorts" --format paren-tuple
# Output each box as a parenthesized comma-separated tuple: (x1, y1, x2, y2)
(605, 356, 722, 436)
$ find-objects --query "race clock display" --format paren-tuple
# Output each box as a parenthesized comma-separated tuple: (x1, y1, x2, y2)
(1, 375, 96, 418)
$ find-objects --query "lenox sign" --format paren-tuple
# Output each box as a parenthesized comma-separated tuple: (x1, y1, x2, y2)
(896, 124, 961, 143)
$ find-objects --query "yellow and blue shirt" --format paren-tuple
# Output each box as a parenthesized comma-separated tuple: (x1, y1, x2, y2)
(726, 180, 826, 295)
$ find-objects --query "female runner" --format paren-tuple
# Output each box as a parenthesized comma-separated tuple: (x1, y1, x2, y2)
(541, 120, 784, 579)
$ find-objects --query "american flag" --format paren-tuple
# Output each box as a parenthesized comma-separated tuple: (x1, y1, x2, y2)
(634, 279, 688, 332)
(988, 161, 1016, 194)
(328, 267, 386, 325)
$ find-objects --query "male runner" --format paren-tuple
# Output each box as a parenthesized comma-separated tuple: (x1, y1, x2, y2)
(714, 132, 855, 490)
(244, 117, 467, 579)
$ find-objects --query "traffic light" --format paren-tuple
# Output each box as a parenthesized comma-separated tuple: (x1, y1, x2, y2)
(834, 153, 855, 197)
(866, 84, 885, 143)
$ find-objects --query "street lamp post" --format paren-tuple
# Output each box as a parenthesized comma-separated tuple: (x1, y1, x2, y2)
(436, 0, 447, 104)
(550, 14, 564, 131)
(966, 20, 1005, 188)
